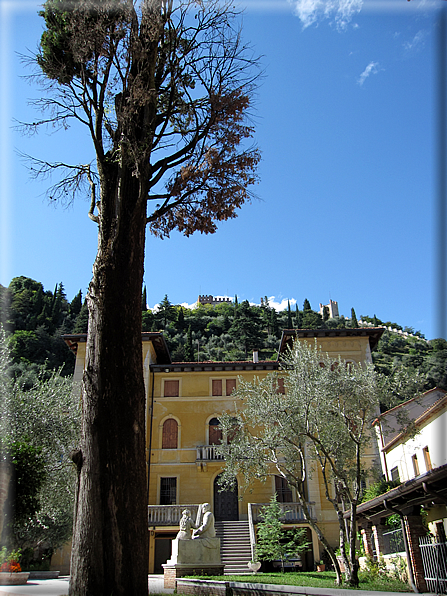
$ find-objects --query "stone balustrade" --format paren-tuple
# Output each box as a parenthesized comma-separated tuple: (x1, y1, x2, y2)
(249, 501, 316, 522)
(148, 504, 201, 526)
(148, 501, 316, 526)
(196, 445, 225, 461)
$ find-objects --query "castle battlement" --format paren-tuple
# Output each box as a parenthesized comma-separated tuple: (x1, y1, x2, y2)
(197, 295, 232, 306)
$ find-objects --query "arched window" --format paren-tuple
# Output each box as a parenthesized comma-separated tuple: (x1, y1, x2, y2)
(209, 417, 222, 445)
(162, 418, 178, 449)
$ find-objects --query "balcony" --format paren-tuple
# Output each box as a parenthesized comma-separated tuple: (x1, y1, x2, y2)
(148, 502, 316, 526)
(148, 504, 201, 526)
(196, 445, 224, 462)
(249, 501, 316, 523)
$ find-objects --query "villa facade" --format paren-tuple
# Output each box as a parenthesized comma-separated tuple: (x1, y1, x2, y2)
(63, 327, 383, 574)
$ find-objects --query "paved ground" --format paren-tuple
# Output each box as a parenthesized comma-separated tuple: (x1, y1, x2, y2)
(0, 575, 174, 595)
(0, 577, 69, 596)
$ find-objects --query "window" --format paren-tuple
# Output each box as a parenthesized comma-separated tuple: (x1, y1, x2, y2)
(160, 477, 177, 505)
(422, 446, 432, 471)
(276, 378, 285, 394)
(226, 379, 236, 395)
(390, 466, 400, 482)
(275, 475, 293, 503)
(212, 380, 222, 396)
(212, 379, 236, 396)
(412, 454, 420, 476)
(209, 417, 222, 445)
(164, 380, 179, 397)
(162, 419, 178, 449)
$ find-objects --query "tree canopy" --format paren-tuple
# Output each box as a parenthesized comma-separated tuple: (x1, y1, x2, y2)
(0, 327, 80, 560)
(217, 339, 423, 585)
(26, 1, 262, 592)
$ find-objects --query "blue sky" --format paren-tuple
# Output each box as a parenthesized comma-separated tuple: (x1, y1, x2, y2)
(0, 0, 445, 339)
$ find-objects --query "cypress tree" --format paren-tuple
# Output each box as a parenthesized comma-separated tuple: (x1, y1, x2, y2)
(185, 326, 194, 361)
(177, 306, 185, 330)
(287, 300, 292, 329)
(141, 286, 147, 312)
(270, 308, 278, 337)
(70, 290, 82, 316)
(351, 308, 358, 328)
(295, 305, 302, 329)
(233, 295, 238, 319)
(303, 298, 311, 311)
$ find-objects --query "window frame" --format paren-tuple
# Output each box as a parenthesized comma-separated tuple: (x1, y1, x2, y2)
(159, 476, 178, 505)
(162, 378, 181, 398)
(162, 418, 179, 449)
(210, 378, 237, 397)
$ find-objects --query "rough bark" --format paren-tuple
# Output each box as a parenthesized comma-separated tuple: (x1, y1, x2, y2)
(69, 171, 148, 596)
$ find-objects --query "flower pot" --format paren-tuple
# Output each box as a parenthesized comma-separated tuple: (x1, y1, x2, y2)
(0, 572, 30, 585)
(316, 564, 325, 572)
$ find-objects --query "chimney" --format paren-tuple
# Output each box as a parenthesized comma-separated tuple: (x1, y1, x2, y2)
(253, 350, 259, 363)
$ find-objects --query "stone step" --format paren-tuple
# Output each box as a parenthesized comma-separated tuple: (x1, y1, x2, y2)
(215, 520, 253, 576)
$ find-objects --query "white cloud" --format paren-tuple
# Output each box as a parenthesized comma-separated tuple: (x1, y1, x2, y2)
(403, 30, 427, 52)
(288, 0, 363, 30)
(150, 296, 299, 313)
(357, 61, 380, 86)
(256, 296, 297, 311)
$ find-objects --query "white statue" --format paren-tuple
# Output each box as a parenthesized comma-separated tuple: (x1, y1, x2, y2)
(166, 503, 221, 567)
(176, 509, 197, 540)
(192, 503, 216, 546)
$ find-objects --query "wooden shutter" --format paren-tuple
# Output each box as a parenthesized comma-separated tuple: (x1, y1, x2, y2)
(276, 378, 285, 394)
(226, 379, 236, 395)
(212, 380, 222, 396)
(162, 419, 178, 449)
(164, 380, 179, 397)
(209, 418, 222, 445)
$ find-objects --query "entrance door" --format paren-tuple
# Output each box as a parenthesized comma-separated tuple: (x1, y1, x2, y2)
(214, 475, 238, 521)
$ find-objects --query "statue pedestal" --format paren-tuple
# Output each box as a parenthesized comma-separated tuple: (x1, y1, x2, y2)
(163, 538, 224, 588)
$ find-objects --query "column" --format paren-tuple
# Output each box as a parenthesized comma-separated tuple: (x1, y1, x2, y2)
(404, 514, 428, 593)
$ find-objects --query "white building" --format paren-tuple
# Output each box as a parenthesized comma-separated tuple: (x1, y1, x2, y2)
(373, 387, 447, 484)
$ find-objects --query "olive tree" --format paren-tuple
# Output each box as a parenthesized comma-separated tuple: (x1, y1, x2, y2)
(24, 1, 260, 593)
(0, 327, 80, 558)
(218, 340, 412, 586)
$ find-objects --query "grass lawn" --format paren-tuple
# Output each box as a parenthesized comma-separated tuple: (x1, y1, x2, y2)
(186, 570, 412, 592)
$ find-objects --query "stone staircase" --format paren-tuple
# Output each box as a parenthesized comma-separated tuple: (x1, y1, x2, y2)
(215, 520, 252, 575)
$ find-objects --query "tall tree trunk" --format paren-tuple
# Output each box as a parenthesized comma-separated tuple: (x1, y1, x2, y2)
(69, 170, 148, 596)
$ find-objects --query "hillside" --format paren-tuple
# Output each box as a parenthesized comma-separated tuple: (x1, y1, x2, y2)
(1, 277, 445, 391)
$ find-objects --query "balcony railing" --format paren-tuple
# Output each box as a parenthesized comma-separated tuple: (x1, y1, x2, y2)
(196, 445, 224, 461)
(148, 504, 201, 526)
(250, 502, 316, 523)
(148, 501, 316, 526)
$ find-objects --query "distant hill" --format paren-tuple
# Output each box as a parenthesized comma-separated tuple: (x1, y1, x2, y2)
(1, 279, 445, 391)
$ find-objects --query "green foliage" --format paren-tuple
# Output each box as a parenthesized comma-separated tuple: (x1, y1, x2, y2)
(217, 339, 422, 585)
(256, 495, 310, 569)
(360, 479, 400, 504)
(0, 326, 80, 552)
(2, 277, 76, 378)
(0, 440, 46, 534)
(190, 571, 410, 592)
(6, 274, 444, 389)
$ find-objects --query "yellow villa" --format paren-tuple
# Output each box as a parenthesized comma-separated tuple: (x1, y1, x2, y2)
(63, 326, 383, 574)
